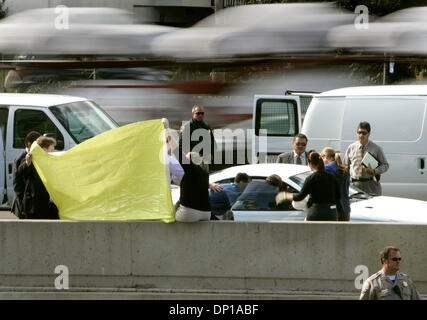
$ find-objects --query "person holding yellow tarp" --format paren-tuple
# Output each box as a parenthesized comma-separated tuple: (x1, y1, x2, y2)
(30, 119, 175, 222)
(18, 136, 59, 219)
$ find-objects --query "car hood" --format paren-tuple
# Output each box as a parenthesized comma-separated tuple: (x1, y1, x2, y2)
(350, 196, 427, 223)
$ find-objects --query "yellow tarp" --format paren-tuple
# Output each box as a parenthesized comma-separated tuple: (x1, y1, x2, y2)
(30, 119, 175, 222)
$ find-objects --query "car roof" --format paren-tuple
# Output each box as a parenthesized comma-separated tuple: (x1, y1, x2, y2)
(319, 85, 427, 97)
(0, 93, 88, 107)
(210, 163, 310, 182)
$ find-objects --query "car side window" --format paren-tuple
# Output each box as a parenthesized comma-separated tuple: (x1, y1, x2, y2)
(13, 109, 64, 150)
(255, 99, 299, 136)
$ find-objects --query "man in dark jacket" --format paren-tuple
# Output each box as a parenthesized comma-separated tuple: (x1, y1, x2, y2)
(178, 105, 217, 168)
(17, 136, 58, 219)
(209, 172, 251, 219)
(12, 131, 41, 218)
(234, 174, 283, 210)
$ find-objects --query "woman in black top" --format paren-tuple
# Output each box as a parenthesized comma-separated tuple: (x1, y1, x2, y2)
(176, 152, 211, 222)
(276, 152, 340, 221)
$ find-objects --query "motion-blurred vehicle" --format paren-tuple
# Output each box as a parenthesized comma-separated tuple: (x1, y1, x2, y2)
(151, 3, 353, 59)
(170, 163, 427, 222)
(0, 93, 118, 206)
(327, 6, 427, 55)
(0, 7, 176, 56)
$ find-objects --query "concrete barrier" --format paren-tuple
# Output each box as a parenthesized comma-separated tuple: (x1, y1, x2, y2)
(0, 220, 426, 299)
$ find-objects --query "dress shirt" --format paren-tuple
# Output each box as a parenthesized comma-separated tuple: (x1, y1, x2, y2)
(344, 140, 389, 180)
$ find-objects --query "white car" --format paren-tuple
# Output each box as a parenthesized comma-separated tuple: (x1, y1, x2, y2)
(172, 163, 427, 223)
(0, 8, 176, 56)
(151, 3, 353, 59)
(327, 6, 427, 55)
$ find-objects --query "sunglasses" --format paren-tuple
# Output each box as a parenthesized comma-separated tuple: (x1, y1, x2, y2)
(194, 112, 204, 115)
(295, 143, 306, 147)
(357, 131, 368, 135)
(391, 257, 402, 262)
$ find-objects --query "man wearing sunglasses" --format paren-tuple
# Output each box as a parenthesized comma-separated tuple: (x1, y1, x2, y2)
(178, 104, 219, 171)
(360, 246, 420, 300)
(343, 121, 389, 195)
(276, 133, 309, 165)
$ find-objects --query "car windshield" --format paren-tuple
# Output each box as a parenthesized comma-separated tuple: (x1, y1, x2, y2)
(50, 100, 118, 143)
(289, 170, 366, 197)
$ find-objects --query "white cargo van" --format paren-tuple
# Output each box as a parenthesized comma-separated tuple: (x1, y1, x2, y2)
(254, 85, 427, 201)
(0, 93, 119, 206)
(301, 85, 427, 201)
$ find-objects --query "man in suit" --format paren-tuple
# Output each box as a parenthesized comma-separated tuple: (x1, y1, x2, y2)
(12, 131, 41, 218)
(276, 133, 309, 165)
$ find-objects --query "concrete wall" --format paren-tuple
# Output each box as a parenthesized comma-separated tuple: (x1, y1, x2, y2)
(0, 220, 426, 299)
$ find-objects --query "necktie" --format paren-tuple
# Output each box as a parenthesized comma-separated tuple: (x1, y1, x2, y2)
(296, 155, 302, 165)
(355, 145, 364, 179)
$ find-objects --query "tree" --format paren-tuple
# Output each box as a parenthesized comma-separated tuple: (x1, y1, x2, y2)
(0, 0, 7, 20)
(335, 0, 427, 17)
(245, 0, 427, 16)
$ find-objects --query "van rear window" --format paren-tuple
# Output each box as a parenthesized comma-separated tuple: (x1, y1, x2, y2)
(255, 99, 298, 136)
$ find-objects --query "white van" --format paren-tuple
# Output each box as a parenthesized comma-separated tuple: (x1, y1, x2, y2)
(0, 93, 118, 206)
(253, 85, 427, 201)
(301, 85, 427, 201)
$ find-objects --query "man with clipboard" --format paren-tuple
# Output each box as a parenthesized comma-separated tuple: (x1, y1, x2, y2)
(343, 121, 389, 195)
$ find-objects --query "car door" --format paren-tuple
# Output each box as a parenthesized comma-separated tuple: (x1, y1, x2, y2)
(252, 95, 301, 164)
